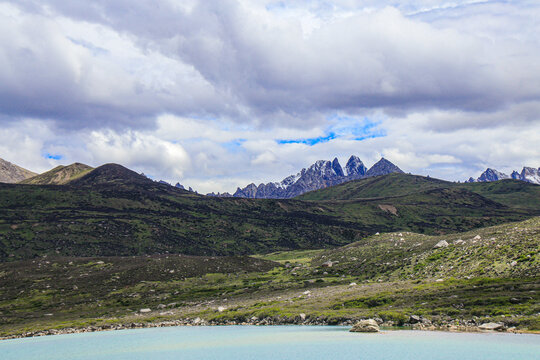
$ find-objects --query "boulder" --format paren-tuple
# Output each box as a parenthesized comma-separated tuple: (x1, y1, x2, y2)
(139, 308, 151, 313)
(350, 319, 380, 333)
(409, 315, 421, 324)
(478, 322, 504, 331)
(433, 240, 449, 249)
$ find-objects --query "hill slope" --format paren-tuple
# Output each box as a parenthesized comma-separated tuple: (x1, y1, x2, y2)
(20, 163, 93, 185)
(0, 164, 538, 261)
(311, 216, 540, 280)
(0, 158, 37, 183)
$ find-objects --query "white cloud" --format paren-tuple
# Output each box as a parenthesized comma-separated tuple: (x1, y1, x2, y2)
(85, 130, 191, 179)
(0, 1, 539, 193)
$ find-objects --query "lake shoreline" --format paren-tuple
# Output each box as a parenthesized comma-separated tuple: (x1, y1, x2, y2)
(2, 317, 537, 341)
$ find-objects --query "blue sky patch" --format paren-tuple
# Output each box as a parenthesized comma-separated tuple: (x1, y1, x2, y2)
(277, 132, 337, 146)
(44, 153, 63, 160)
(276, 115, 386, 146)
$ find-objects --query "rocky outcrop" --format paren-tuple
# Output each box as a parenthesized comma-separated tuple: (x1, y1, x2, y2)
(0, 158, 37, 183)
(231, 155, 404, 199)
(349, 319, 380, 333)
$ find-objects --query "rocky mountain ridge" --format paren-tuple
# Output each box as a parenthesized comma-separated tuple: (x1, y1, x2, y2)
(229, 156, 404, 199)
(467, 167, 540, 184)
(0, 158, 37, 183)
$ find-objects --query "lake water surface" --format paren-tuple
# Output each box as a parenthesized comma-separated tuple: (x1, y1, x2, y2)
(1, 326, 538, 360)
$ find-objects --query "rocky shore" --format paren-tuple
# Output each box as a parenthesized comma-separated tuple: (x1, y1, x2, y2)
(0, 315, 527, 340)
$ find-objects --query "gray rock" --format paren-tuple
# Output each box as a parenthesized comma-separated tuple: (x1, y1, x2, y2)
(409, 315, 421, 324)
(478, 322, 505, 331)
(350, 319, 380, 333)
(433, 240, 449, 249)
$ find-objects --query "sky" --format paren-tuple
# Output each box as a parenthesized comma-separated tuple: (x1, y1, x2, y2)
(1, 0, 539, 193)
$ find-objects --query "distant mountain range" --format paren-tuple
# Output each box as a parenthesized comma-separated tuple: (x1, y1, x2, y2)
(208, 156, 404, 198)
(1, 156, 539, 197)
(467, 167, 540, 184)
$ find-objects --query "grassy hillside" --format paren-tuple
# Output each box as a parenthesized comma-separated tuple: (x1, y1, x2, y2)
(310, 216, 540, 280)
(458, 180, 540, 210)
(0, 165, 536, 260)
(299, 173, 451, 200)
(19, 163, 93, 185)
(1, 218, 538, 337)
(298, 173, 540, 211)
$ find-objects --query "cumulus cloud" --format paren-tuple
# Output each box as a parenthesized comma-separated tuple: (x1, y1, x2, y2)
(2, 0, 540, 129)
(85, 130, 191, 179)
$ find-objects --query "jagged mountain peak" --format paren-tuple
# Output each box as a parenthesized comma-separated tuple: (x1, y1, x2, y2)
(345, 155, 367, 178)
(520, 166, 540, 184)
(230, 155, 405, 199)
(477, 168, 509, 182)
(366, 158, 404, 177)
(332, 157, 344, 177)
(468, 166, 539, 184)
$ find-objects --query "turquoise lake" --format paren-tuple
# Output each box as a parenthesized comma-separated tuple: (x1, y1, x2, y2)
(1, 326, 539, 360)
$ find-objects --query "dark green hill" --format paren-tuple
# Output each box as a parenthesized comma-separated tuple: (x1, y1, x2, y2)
(457, 180, 540, 210)
(298, 173, 451, 200)
(298, 173, 540, 211)
(0, 165, 537, 261)
(19, 163, 93, 185)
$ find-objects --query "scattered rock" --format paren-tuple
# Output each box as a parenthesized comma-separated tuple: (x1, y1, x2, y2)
(349, 282, 357, 287)
(350, 319, 380, 333)
(433, 240, 449, 249)
(139, 308, 151, 313)
(299, 313, 306, 321)
(217, 306, 227, 312)
(409, 315, 421, 324)
(473, 235, 481, 240)
(453, 239, 465, 245)
(322, 261, 333, 268)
